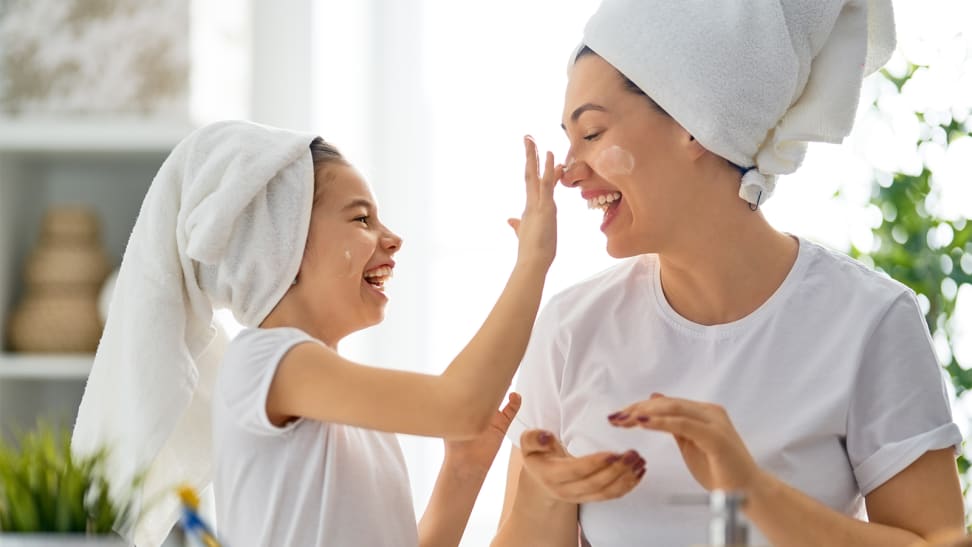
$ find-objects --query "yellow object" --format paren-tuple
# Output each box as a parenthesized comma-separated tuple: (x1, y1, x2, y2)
(177, 484, 201, 509)
(176, 484, 222, 547)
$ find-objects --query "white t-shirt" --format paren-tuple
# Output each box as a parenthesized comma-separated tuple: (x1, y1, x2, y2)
(509, 237, 961, 547)
(212, 327, 418, 547)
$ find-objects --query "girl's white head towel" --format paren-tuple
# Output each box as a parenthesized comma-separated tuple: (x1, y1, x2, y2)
(72, 120, 318, 545)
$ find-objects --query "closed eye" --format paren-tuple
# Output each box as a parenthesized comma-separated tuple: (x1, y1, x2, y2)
(583, 132, 602, 142)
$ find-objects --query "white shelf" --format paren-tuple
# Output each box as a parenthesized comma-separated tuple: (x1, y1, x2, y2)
(0, 353, 93, 380)
(0, 117, 194, 154)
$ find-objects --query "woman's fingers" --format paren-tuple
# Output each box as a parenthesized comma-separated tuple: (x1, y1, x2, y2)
(609, 394, 719, 427)
(520, 429, 644, 502)
(526, 450, 645, 502)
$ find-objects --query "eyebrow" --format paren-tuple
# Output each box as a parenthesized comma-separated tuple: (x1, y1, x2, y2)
(561, 102, 608, 131)
(342, 198, 374, 212)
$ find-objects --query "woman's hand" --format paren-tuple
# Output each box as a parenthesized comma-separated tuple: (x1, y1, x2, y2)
(443, 392, 522, 478)
(508, 136, 561, 271)
(608, 393, 762, 493)
(517, 429, 645, 503)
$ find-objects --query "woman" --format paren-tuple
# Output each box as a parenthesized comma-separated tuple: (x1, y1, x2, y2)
(493, 1, 964, 546)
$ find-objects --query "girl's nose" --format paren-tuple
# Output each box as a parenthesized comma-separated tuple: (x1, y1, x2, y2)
(382, 231, 403, 252)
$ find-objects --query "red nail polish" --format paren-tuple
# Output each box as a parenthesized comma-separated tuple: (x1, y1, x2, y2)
(538, 432, 551, 445)
(637, 415, 651, 423)
(635, 467, 646, 479)
(607, 412, 621, 420)
(622, 451, 638, 465)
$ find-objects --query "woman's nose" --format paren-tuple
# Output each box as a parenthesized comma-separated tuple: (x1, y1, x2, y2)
(560, 159, 589, 188)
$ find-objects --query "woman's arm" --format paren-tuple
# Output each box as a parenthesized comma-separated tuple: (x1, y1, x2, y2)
(267, 138, 560, 439)
(492, 446, 579, 547)
(746, 448, 963, 546)
(609, 395, 965, 546)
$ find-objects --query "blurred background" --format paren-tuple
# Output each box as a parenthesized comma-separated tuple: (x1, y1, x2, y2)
(0, 0, 969, 544)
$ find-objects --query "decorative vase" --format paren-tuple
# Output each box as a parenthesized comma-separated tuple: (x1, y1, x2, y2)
(6, 206, 112, 353)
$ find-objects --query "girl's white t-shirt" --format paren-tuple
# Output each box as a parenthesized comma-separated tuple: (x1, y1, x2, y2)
(508, 237, 961, 547)
(212, 327, 418, 547)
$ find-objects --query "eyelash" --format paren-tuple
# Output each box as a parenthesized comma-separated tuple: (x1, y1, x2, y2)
(583, 132, 602, 142)
(354, 216, 370, 225)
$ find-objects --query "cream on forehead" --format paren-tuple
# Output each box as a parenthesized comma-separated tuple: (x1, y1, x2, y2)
(592, 145, 635, 178)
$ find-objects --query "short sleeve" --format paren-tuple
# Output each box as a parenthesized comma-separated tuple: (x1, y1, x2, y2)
(216, 328, 318, 436)
(846, 291, 963, 495)
(507, 297, 568, 447)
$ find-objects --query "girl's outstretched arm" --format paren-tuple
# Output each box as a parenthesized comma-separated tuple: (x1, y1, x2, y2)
(266, 137, 561, 440)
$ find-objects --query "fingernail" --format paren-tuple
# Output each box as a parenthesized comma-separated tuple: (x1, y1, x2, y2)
(607, 412, 621, 420)
(635, 467, 646, 479)
(605, 454, 621, 464)
(622, 451, 638, 465)
(636, 415, 651, 423)
(610, 413, 630, 421)
(538, 432, 551, 445)
(632, 458, 646, 471)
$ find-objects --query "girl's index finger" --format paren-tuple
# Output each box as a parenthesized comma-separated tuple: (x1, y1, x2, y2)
(523, 135, 540, 203)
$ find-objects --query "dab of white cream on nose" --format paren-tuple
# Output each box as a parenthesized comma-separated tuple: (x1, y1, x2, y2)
(592, 145, 635, 178)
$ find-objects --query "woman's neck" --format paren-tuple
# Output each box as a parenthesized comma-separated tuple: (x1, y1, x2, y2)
(656, 209, 799, 326)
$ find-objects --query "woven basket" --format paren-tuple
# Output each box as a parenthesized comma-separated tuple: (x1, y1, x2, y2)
(7, 293, 103, 353)
(5, 206, 112, 353)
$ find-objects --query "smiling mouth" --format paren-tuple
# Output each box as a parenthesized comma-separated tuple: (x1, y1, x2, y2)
(363, 266, 393, 291)
(587, 192, 622, 215)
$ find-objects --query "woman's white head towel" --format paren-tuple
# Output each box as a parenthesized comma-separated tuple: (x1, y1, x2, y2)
(72, 120, 318, 545)
(575, 0, 896, 205)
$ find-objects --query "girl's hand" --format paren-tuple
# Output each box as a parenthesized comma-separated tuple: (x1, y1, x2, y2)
(443, 392, 522, 478)
(508, 136, 560, 271)
(518, 429, 645, 503)
(608, 393, 762, 493)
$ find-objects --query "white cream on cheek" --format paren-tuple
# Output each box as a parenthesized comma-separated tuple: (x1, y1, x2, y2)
(591, 144, 635, 179)
(343, 248, 356, 278)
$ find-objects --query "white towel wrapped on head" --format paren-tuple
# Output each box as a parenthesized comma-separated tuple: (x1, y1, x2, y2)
(72, 120, 319, 546)
(575, 0, 896, 205)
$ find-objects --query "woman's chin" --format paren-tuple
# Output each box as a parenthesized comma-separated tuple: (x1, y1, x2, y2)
(606, 238, 639, 259)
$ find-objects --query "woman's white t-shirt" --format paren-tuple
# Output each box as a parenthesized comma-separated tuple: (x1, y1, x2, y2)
(508, 237, 961, 547)
(212, 327, 418, 547)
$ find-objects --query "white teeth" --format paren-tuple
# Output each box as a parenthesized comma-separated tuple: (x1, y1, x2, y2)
(587, 192, 622, 210)
(364, 266, 392, 279)
(364, 266, 393, 289)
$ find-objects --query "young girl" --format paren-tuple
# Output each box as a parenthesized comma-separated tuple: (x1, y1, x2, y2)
(210, 127, 556, 547)
(71, 120, 642, 546)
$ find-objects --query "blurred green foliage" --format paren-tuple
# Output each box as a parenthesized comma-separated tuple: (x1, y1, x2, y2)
(850, 63, 972, 515)
(0, 421, 136, 534)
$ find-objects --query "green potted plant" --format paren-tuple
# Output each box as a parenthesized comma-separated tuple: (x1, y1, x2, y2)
(0, 421, 137, 546)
